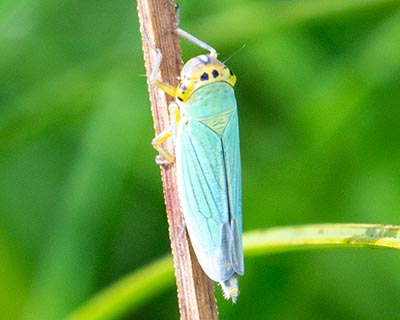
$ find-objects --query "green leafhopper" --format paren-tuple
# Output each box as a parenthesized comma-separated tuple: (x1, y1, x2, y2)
(150, 27, 244, 302)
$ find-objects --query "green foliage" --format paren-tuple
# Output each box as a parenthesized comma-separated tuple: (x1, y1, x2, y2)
(1, 0, 400, 319)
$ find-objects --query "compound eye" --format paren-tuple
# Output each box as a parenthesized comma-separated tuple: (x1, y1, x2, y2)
(200, 72, 209, 81)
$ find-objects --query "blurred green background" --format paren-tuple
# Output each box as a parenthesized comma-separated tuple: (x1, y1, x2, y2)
(1, 0, 400, 319)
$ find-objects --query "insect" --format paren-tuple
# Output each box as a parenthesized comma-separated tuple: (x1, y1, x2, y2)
(150, 27, 244, 302)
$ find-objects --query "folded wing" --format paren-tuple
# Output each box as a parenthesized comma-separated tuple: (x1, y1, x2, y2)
(176, 109, 243, 282)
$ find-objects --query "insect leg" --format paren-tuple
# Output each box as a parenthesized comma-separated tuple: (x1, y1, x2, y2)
(177, 28, 218, 58)
(174, 4, 216, 56)
(152, 99, 181, 163)
(146, 37, 181, 164)
(147, 39, 177, 97)
(152, 128, 174, 165)
(151, 99, 180, 165)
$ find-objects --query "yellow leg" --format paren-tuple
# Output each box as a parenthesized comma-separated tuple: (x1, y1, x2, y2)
(149, 45, 181, 165)
(152, 129, 174, 165)
(152, 102, 181, 165)
(151, 102, 181, 165)
(151, 79, 176, 98)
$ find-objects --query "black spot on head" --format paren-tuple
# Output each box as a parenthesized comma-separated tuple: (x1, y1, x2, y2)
(230, 70, 234, 76)
(212, 69, 219, 78)
(177, 96, 183, 101)
(200, 72, 209, 81)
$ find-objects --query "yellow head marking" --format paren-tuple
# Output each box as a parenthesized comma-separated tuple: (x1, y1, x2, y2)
(176, 54, 236, 102)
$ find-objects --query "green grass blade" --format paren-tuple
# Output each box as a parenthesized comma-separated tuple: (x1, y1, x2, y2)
(67, 223, 400, 320)
(244, 223, 400, 256)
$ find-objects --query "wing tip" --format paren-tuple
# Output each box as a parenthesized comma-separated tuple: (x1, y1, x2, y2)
(230, 218, 244, 275)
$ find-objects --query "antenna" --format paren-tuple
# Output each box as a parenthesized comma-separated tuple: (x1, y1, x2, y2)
(223, 44, 247, 64)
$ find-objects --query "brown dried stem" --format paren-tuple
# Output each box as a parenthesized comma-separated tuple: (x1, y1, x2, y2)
(136, 1, 218, 319)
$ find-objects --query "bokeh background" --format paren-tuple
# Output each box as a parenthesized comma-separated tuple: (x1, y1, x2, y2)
(2, 0, 400, 319)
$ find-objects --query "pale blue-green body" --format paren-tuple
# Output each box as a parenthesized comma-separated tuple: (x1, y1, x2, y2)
(175, 81, 244, 283)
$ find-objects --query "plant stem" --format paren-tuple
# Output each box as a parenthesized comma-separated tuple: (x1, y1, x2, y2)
(136, 1, 218, 319)
(65, 223, 400, 319)
(244, 223, 400, 255)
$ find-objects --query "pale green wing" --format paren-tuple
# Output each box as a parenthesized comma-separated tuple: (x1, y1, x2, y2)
(221, 109, 244, 275)
(176, 102, 243, 282)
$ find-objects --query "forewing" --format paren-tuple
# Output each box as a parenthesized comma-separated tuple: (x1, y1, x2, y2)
(176, 104, 243, 281)
(222, 109, 244, 275)
(176, 119, 232, 282)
